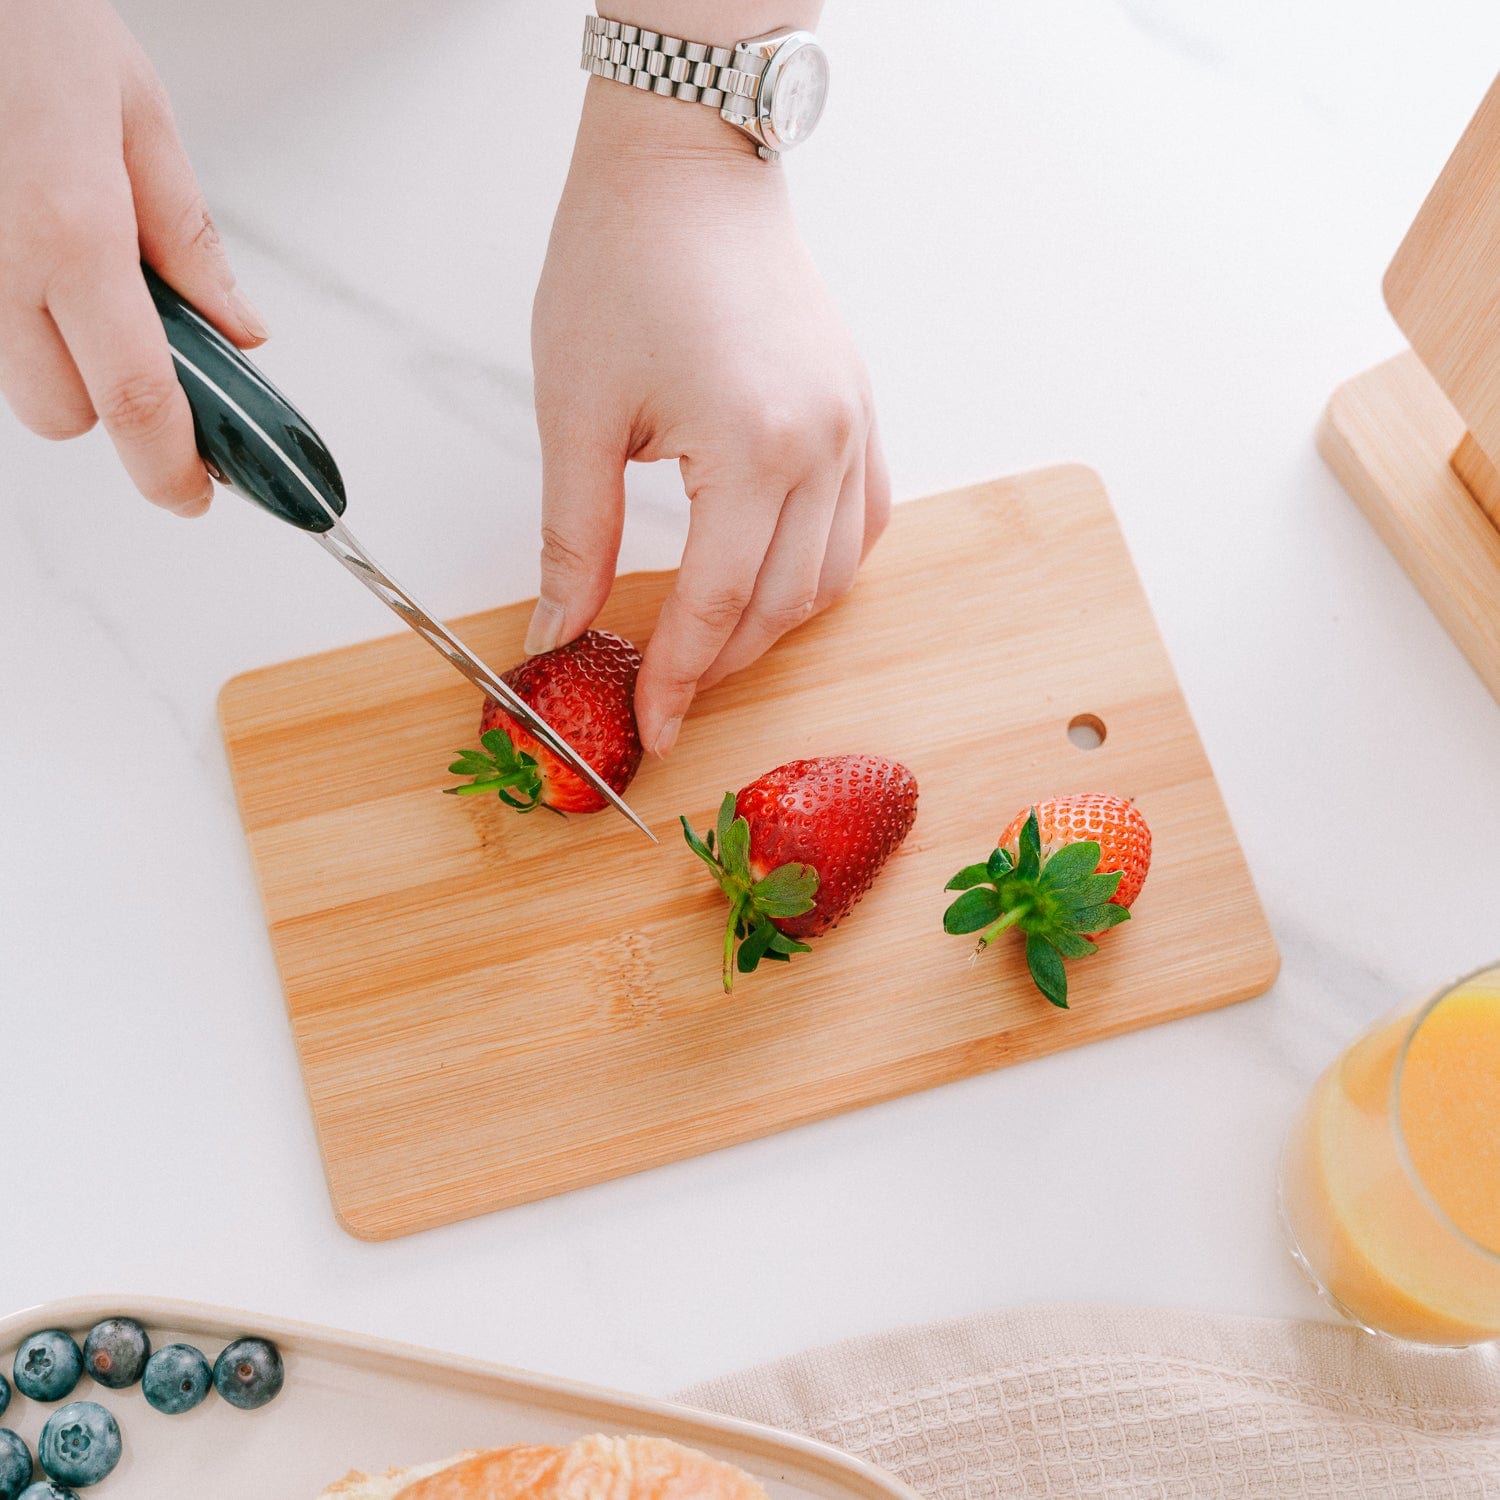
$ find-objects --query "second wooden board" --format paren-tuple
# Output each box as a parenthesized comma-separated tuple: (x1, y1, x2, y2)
(1319, 351, 1500, 705)
(221, 468, 1278, 1240)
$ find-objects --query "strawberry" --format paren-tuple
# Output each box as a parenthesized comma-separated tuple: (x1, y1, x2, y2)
(681, 755, 919, 992)
(943, 793, 1151, 1008)
(445, 629, 643, 815)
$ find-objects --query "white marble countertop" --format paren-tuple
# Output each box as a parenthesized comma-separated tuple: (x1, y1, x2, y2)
(3, 0, 1499, 1401)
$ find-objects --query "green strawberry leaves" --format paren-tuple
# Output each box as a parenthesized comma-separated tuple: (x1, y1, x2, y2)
(1026, 932, 1067, 1007)
(716, 792, 737, 851)
(752, 862, 821, 918)
(736, 919, 778, 972)
(682, 792, 818, 993)
(721, 827, 751, 890)
(942, 886, 1002, 933)
(1048, 929, 1098, 960)
(1056, 872, 1123, 909)
(736, 918, 810, 974)
(1068, 903, 1130, 934)
(1036, 838, 1102, 889)
(444, 727, 547, 813)
(1016, 812, 1042, 880)
(942, 807, 1130, 1008)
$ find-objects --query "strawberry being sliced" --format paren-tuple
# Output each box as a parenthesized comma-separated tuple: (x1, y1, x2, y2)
(445, 629, 643, 815)
(943, 793, 1151, 1008)
(682, 755, 919, 992)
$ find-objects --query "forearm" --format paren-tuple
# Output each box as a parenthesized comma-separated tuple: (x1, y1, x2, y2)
(539, 0, 880, 746)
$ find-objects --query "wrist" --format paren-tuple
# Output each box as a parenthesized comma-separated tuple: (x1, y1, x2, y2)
(574, 1, 830, 173)
(561, 75, 793, 238)
(595, 2, 823, 39)
(573, 72, 764, 172)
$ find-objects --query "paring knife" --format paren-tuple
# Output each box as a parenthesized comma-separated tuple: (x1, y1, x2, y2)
(144, 265, 657, 843)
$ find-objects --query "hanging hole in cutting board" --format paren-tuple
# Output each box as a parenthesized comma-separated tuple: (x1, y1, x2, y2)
(1067, 713, 1106, 750)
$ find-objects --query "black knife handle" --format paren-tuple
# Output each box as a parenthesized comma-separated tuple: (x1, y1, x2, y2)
(144, 265, 347, 533)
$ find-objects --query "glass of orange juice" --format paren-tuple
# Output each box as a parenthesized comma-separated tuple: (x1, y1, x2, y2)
(1280, 960, 1500, 1345)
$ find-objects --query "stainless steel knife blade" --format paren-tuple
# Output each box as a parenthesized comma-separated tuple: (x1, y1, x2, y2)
(315, 518, 657, 843)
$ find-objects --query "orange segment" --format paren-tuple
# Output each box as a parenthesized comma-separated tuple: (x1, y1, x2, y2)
(554, 1437, 769, 1500)
(392, 1437, 769, 1500)
(395, 1446, 563, 1498)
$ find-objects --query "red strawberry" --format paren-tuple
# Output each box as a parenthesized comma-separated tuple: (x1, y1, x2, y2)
(943, 793, 1152, 1008)
(445, 629, 643, 815)
(681, 755, 919, 992)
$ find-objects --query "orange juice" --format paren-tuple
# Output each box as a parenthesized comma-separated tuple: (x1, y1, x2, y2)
(1281, 964, 1500, 1344)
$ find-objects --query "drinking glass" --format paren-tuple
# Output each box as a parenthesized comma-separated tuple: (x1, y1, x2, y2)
(1280, 960, 1500, 1345)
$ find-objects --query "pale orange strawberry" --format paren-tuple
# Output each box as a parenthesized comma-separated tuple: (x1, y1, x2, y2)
(997, 794, 1151, 915)
(944, 794, 1151, 1008)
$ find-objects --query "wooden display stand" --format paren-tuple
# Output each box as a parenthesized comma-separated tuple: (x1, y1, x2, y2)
(1319, 74, 1500, 703)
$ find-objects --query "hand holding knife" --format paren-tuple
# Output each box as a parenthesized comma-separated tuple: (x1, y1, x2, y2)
(144, 266, 657, 843)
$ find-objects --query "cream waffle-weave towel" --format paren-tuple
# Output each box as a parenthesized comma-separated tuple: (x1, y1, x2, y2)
(677, 1305, 1500, 1498)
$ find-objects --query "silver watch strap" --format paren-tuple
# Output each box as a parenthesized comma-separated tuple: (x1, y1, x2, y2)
(580, 14, 761, 111)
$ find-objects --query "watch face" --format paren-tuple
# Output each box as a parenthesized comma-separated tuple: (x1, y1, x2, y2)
(766, 40, 829, 148)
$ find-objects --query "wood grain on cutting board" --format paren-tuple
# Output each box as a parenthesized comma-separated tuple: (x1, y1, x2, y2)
(220, 468, 1278, 1239)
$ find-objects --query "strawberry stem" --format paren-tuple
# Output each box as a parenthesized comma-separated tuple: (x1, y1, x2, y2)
(444, 727, 546, 814)
(723, 897, 745, 994)
(974, 904, 1029, 952)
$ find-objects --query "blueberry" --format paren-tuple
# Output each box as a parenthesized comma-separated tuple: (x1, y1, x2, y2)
(0, 1430, 31, 1500)
(37, 1404, 119, 1490)
(81, 1319, 149, 1391)
(13, 1334, 82, 1404)
(142, 1344, 211, 1415)
(0, 1374, 8, 1420)
(19, 1484, 77, 1500)
(212, 1337, 283, 1410)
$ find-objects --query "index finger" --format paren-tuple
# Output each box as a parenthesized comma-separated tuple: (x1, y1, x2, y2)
(48, 251, 212, 516)
(635, 476, 785, 755)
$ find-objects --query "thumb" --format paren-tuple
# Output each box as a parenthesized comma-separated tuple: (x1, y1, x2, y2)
(123, 74, 269, 349)
(526, 427, 627, 656)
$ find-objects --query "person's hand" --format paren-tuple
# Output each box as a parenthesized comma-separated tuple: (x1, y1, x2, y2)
(0, 0, 267, 516)
(530, 79, 889, 757)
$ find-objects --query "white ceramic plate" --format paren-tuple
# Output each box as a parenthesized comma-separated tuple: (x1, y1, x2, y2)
(0, 1298, 916, 1500)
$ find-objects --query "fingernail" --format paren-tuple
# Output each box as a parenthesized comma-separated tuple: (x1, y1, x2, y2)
(175, 482, 214, 519)
(229, 285, 271, 343)
(524, 597, 566, 656)
(653, 715, 682, 758)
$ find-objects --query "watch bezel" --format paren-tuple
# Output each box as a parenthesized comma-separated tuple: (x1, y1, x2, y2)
(748, 31, 829, 154)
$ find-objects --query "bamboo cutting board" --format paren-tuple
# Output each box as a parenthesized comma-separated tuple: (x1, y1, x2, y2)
(221, 468, 1278, 1240)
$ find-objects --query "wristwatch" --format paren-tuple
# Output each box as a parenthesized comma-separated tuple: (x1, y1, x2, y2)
(580, 14, 830, 162)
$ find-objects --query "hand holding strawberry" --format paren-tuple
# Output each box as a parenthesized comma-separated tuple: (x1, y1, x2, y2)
(445, 629, 644, 815)
(682, 755, 919, 992)
(944, 793, 1151, 1008)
